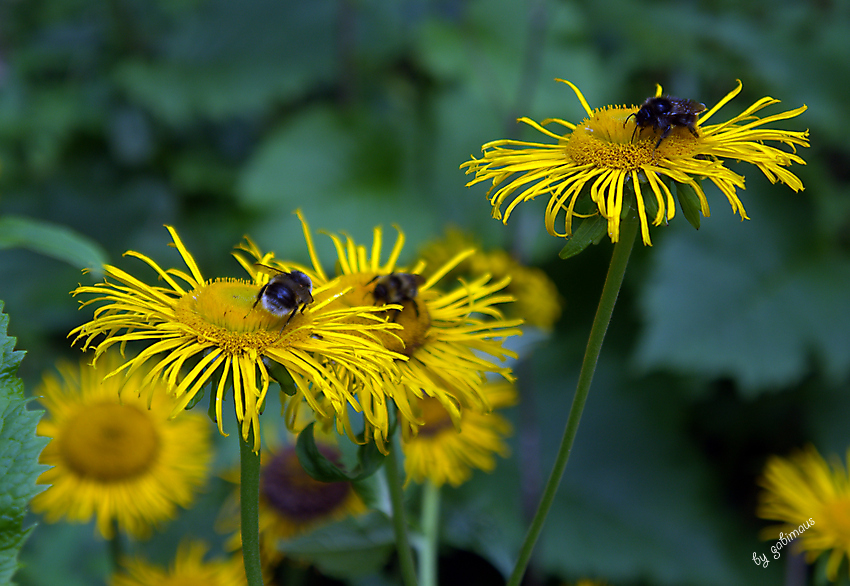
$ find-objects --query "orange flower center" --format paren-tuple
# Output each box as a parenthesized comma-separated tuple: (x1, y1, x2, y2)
(60, 402, 160, 481)
(322, 273, 432, 357)
(818, 497, 850, 544)
(417, 398, 455, 438)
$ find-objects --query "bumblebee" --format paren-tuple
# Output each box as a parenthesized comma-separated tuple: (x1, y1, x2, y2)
(367, 273, 426, 320)
(625, 95, 706, 148)
(251, 264, 314, 327)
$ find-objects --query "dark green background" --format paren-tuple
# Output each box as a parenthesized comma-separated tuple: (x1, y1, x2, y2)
(2, 0, 847, 584)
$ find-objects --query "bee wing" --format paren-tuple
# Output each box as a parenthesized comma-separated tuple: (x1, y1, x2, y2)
(253, 262, 284, 276)
(685, 98, 707, 113)
(412, 274, 427, 286)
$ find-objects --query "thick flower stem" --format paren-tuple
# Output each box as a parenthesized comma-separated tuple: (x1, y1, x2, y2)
(108, 518, 122, 570)
(240, 429, 264, 586)
(507, 217, 638, 586)
(385, 432, 418, 586)
(420, 480, 441, 586)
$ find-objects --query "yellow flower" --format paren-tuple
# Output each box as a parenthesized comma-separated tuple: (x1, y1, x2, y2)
(462, 79, 809, 245)
(70, 226, 402, 452)
(418, 227, 562, 330)
(110, 540, 246, 586)
(757, 445, 850, 581)
(31, 352, 212, 539)
(235, 212, 523, 452)
(402, 382, 517, 487)
(219, 427, 366, 566)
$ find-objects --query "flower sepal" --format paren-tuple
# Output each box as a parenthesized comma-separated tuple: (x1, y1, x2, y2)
(266, 359, 298, 396)
(676, 181, 703, 230)
(558, 214, 608, 259)
(296, 422, 387, 483)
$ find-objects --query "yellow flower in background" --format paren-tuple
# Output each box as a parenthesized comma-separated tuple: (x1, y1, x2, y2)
(110, 540, 246, 586)
(70, 226, 401, 452)
(219, 427, 365, 566)
(462, 79, 809, 245)
(31, 352, 212, 539)
(757, 445, 850, 581)
(235, 211, 523, 452)
(418, 227, 562, 330)
(402, 382, 517, 487)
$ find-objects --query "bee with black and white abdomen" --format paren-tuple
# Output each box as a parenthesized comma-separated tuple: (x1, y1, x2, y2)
(250, 264, 314, 327)
(367, 273, 426, 321)
(625, 95, 706, 148)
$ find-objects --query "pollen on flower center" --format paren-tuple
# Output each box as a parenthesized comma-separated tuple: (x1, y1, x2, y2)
(175, 279, 298, 351)
(260, 448, 350, 521)
(60, 403, 160, 481)
(565, 106, 699, 169)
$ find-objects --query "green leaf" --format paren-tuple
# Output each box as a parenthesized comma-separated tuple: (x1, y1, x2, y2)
(635, 200, 850, 394)
(676, 181, 703, 230)
(277, 512, 395, 579)
(0, 216, 107, 277)
(558, 214, 608, 259)
(296, 423, 386, 483)
(0, 301, 50, 586)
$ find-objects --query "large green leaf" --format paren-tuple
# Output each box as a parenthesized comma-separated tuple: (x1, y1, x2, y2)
(634, 197, 850, 395)
(276, 511, 395, 578)
(465, 345, 775, 585)
(0, 302, 50, 586)
(0, 216, 107, 276)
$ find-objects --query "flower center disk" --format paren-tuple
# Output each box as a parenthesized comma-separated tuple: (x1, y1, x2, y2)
(60, 402, 160, 481)
(565, 106, 698, 170)
(175, 279, 290, 351)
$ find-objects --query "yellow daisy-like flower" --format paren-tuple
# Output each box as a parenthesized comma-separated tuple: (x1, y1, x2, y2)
(418, 227, 562, 330)
(757, 445, 850, 581)
(110, 540, 246, 586)
(235, 212, 523, 451)
(219, 428, 366, 566)
(31, 352, 212, 539)
(462, 79, 809, 245)
(70, 226, 402, 452)
(402, 381, 517, 487)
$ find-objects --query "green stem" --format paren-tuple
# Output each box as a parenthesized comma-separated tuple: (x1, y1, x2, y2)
(108, 518, 122, 571)
(419, 480, 441, 586)
(385, 432, 418, 586)
(240, 429, 264, 586)
(506, 217, 639, 586)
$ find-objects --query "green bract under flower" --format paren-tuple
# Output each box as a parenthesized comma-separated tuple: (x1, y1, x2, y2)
(462, 79, 809, 245)
(70, 226, 403, 453)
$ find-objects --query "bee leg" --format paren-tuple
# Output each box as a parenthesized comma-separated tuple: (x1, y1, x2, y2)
(654, 125, 673, 149)
(245, 285, 266, 318)
(688, 125, 700, 138)
(412, 300, 420, 318)
(284, 308, 298, 328)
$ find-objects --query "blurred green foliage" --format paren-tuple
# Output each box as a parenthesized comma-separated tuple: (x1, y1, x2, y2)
(2, 0, 848, 584)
